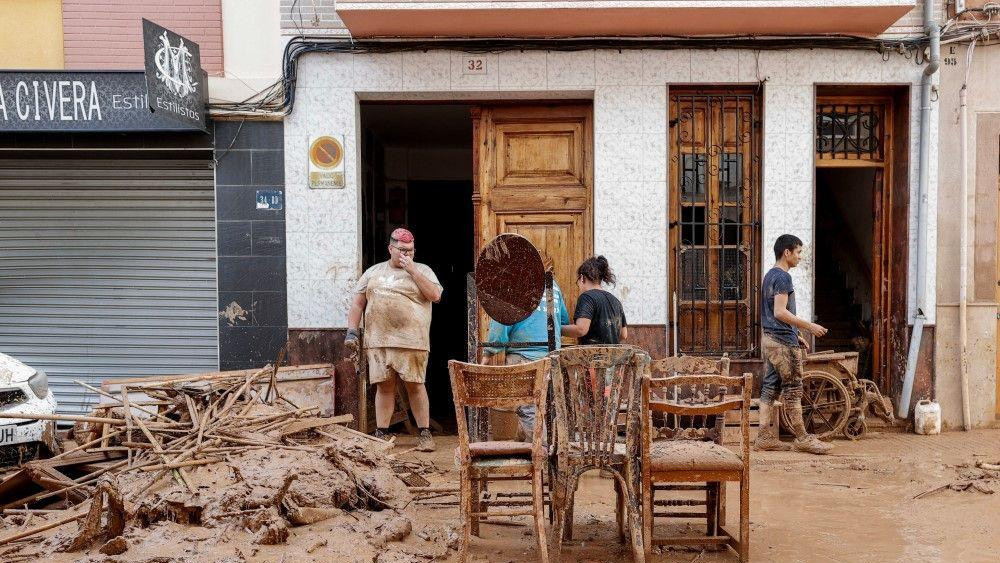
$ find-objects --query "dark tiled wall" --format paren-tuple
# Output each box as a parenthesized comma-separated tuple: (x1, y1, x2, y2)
(213, 121, 287, 370)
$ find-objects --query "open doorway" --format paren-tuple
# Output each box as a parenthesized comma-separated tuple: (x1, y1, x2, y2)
(814, 87, 909, 395)
(814, 168, 877, 380)
(360, 104, 474, 429)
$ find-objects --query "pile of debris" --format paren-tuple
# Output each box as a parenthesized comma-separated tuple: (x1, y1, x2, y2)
(0, 366, 453, 562)
(914, 459, 1000, 499)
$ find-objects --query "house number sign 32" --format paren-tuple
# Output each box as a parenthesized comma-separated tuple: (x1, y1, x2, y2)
(463, 56, 487, 75)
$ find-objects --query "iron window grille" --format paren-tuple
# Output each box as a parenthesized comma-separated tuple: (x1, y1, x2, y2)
(815, 104, 885, 161)
(670, 89, 761, 358)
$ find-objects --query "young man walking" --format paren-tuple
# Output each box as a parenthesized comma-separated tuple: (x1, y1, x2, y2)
(346, 228, 442, 451)
(754, 234, 833, 455)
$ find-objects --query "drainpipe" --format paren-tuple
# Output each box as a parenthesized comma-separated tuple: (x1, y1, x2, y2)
(957, 39, 978, 431)
(898, 1, 940, 419)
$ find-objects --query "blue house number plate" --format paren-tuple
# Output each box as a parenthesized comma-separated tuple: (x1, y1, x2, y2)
(256, 189, 283, 210)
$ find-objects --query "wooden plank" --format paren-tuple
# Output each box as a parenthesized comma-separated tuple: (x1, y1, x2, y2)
(0, 413, 120, 425)
(24, 465, 90, 504)
(278, 415, 354, 437)
(651, 535, 731, 546)
(0, 470, 33, 505)
(31, 450, 126, 470)
(102, 364, 334, 388)
(0, 508, 89, 546)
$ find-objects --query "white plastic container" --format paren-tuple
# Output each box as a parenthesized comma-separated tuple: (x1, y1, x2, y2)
(914, 400, 941, 435)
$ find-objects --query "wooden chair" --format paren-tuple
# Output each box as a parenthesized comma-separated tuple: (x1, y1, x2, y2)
(548, 345, 649, 562)
(646, 357, 731, 543)
(448, 358, 550, 563)
(641, 371, 752, 561)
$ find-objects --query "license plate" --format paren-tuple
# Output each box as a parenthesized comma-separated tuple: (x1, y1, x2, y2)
(0, 425, 15, 445)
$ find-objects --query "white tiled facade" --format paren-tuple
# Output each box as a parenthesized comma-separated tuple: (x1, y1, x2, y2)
(283, 48, 937, 331)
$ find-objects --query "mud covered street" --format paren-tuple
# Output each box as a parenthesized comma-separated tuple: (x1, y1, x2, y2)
(4, 428, 999, 562)
(400, 429, 1000, 563)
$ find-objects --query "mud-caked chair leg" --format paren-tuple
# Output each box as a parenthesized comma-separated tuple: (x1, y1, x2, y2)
(624, 478, 645, 563)
(614, 478, 625, 542)
(532, 467, 549, 563)
(458, 470, 473, 562)
(548, 476, 569, 560)
(470, 478, 481, 537)
(563, 473, 579, 541)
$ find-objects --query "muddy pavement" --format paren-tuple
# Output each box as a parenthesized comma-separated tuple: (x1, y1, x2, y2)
(6, 429, 997, 562)
(403, 429, 1000, 563)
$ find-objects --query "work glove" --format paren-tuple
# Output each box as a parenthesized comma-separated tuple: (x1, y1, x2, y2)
(344, 328, 360, 362)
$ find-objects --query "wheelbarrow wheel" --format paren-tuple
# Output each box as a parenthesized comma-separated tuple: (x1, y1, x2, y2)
(780, 370, 851, 440)
(843, 416, 867, 440)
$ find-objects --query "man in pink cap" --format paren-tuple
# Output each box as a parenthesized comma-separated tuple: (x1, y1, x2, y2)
(346, 228, 442, 451)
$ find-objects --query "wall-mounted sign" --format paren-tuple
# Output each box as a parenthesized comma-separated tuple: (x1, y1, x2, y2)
(308, 135, 345, 189)
(0, 72, 203, 132)
(142, 19, 207, 131)
(256, 189, 284, 210)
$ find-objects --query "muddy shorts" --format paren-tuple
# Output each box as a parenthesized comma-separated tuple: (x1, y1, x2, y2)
(366, 347, 429, 384)
(760, 334, 804, 403)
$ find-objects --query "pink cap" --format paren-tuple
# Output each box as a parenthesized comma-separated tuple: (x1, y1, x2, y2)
(391, 228, 414, 244)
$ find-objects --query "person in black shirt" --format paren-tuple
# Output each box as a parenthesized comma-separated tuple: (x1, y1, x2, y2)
(562, 256, 627, 344)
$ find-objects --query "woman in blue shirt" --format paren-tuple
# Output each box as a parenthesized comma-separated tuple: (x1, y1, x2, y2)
(482, 256, 569, 440)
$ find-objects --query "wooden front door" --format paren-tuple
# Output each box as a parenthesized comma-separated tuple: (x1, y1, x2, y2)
(668, 88, 761, 357)
(472, 104, 594, 323)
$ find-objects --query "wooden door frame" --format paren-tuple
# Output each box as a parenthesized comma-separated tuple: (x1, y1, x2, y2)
(813, 90, 906, 394)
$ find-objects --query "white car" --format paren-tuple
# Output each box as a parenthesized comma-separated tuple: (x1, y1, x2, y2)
(0, 352, 60, 466)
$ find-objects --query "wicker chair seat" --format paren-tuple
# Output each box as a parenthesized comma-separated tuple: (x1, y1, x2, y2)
(648, 440, 743, 473)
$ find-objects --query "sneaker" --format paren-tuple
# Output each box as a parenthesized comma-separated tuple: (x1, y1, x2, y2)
(416, 429, 436, 452)
(792, 434, 833, 455)
(373, 428, 391, 441)
(753, 433, 792, 452)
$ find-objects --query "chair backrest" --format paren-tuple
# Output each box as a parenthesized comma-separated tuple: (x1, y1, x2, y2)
(448, 358, 550, 461)
(650, 356, 730, 378)
(642, 373, 753, 462)
(647, 356, 731, 442)
(549, 345, 650, 467)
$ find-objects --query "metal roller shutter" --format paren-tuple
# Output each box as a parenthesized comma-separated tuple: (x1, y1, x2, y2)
(0, 158, 219, 415)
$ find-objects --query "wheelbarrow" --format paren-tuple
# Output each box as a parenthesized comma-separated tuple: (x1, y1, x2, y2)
(779, 351, 895, 440)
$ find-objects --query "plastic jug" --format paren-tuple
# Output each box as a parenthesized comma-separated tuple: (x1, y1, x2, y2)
(914, 399, 941, 435)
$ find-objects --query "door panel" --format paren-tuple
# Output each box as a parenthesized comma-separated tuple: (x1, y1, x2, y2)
(473, 104, 593, 348)
(495, 123, 585, 189)
(497, 213, 582, 308)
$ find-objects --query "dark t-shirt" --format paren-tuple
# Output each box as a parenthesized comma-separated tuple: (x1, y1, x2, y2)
(761, 267, 798, 346)
(574, 289, 627, 345)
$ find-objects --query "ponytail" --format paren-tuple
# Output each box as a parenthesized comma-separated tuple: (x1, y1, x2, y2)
(577, 255, 616, 286)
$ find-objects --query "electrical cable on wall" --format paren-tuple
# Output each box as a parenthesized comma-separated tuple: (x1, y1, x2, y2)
(207, 11, 1000, 118)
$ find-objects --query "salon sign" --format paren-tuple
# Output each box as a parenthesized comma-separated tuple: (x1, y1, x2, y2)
(0, 71, 202, 132)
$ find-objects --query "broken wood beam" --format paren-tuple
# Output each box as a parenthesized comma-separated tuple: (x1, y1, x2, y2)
(278, 415, 354, 437)
(49, 429, 124, 461)
(0, 413, 121, 425)
(73, 379, 172, 423)
(315, 424, 391, 445)
(0, 508, 90, 546)
(138, 458, 222, 472)
(408, 486, 459, 494)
